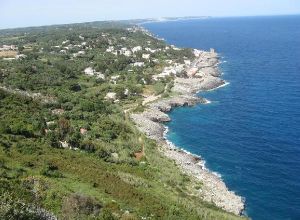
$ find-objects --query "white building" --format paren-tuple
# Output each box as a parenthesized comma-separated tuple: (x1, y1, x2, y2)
(142, 54, 150, 59)
(133, 62, 145, 67)
(123, 50, 132, 57)
(184, 60, 191, 66)
(105, 92, 117, 100)
(132, 46, 142, 53)
(62, 40, 70, 45)
(106, 46, 114, 52)
(84, 67, 105, 79)
(193, 49, 203, 57)
(145, 48, 157, 53)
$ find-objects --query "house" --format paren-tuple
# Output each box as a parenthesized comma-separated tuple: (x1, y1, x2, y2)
(171, 45, 181, 51)
(193, 49, 203, 57)
(62, 40, 70, 45)
(145, 48, 157, 53)
(142, 54, 150, 59)
(3, 58, 16, 61)
(16, 54, 27, 59)
(84, 67, 105, 79)
(152, 58, 159, 63)
(123, 50, 132, 57)
(152, 66, 177, 80)
(73, 50, 85, 57)
(106, 46, 114, 52)
(110, 75, 120, 84)
(51, 109, 65, 115)
(133, 62, 145, 67)
(84, 67, 94, 76)
(184, 60, 191, 66)
(1, 45, 17, 51)
(132, 46, 142, 53)
(152, 63, 185, 80)
(105, 92, 117, 100)
(120, 47, 132, 57)
(165, 60, 173, 64)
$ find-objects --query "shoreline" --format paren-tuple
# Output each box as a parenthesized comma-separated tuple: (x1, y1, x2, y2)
(130, 47, 245, 215)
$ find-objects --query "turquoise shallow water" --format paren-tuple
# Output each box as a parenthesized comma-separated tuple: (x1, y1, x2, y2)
(144, 16, 300, 220)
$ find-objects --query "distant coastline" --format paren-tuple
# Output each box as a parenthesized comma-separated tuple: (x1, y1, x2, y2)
(135, 16, 211, 25)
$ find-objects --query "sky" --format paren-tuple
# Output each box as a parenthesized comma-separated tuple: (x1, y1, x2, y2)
(1, 0, 300, 29)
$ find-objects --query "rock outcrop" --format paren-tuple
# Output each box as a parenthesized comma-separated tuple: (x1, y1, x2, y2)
(130, 49, 245, 215)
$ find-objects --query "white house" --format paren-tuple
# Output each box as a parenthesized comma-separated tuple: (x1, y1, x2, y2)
(142, 54, 150, 59)
(84, 67, 105, 79)
(106, 46, 114, 52)
(132, 46, 142, 53)
(133, 62, 145, 67)
(123, 50, 132, 57)
(145, 48, 157, 53)
(105, 92, 117, 100)
(84, 67, 94, 76)
(184, 60, 191, 66)
(110, 75, 120, 84)
(193, 49, 203, 57)
(62, 40, 70, 45)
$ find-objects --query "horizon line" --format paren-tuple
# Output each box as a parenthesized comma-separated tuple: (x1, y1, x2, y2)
(1, 13, 299, 31)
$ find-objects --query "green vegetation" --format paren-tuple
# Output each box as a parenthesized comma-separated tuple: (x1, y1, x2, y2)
(0, 21, 245, 219)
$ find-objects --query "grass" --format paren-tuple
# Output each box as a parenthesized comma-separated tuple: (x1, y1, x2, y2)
(0, 133, 246, 219)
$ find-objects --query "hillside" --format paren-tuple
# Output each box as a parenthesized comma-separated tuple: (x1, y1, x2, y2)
(0, 21, 245, 220)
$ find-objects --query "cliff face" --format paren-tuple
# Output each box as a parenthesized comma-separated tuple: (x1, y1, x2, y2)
(131, 50, 245, 215)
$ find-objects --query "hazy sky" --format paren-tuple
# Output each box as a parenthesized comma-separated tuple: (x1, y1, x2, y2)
(1, 0, 300, 29)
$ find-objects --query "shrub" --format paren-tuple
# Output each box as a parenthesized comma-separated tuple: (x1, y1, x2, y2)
(40, 162, 63, 178)
(153, 81, 165, 95)
(80, 139, 96, 152)
(99, 208, 117, 220)
(69, 83, 81, 92)
(0, 192, 56, 220)
(47, 132, 60, 148)
(58, 118, 71, 139)
(61, 193, 102, 219)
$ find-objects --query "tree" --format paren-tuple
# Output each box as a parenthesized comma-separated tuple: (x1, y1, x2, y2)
(58, 118, 71, 139)
(67, 130, 81, 148)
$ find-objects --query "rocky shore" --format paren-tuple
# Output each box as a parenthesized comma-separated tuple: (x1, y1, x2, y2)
(130, 49, 245, 215)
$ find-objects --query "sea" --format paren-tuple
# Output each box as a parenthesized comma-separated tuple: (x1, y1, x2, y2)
(143, 15, 300, 220)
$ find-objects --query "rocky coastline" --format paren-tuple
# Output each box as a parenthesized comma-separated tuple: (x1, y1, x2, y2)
(130, 49, 245, 215)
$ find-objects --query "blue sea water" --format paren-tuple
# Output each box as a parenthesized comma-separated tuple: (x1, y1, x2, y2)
(144, 16, 300, 220)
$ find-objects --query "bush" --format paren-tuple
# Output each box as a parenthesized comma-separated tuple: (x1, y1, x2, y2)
(80, 139, 96, 152)
(69, 83, 81, 92)
(0, 193, 56, 220)
(40, 162, 63, 178)
(61, 193, 102, 219)
(58, 118, 71, 139)
(99, 208, 117, 220)
(153, 81, 165, 95)
(47, 132, 60, 148)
